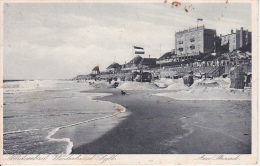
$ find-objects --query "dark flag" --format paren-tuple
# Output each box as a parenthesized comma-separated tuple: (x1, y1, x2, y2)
(197, 18, 203, 21)
(135, 51, 145, 54)
(134, 46, 144, 49)
(134, 46, 145, 54)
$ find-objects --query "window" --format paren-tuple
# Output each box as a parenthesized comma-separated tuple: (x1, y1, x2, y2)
(190, 45, 195, 50)
(179, 48, 183, 51)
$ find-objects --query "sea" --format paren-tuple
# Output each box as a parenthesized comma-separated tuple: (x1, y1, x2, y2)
(3, 80, 127, 154)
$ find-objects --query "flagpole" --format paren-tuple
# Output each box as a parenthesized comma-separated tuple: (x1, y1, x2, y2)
(132, 45, 134, 58)
(160, 43, 161, 70)
(197, 18, 203, 29)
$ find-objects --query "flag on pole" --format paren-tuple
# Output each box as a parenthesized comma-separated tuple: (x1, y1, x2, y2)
(134, 46, 145, 54)
(134, 46, 143, 49)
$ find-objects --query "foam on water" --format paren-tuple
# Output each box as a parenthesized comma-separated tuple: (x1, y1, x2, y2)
(3, 80, 127, 154)
(4, 108, 124, 154)
(45, 111, 123, 154)
(46, 128, 74, 154)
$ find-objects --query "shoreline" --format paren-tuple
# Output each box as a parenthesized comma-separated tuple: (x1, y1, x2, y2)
(72, 89, 186, 154)
(51, 90, 130, 153)
(72, 88, 251, 154)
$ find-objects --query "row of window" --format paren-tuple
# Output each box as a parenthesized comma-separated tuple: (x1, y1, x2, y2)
(177, 37, 201, 44)
(177, 44, 201, 50)
(178, 45, 196, 51)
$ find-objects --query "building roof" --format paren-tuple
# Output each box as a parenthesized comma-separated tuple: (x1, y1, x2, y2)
(139, 58, 157, 66)
(124, 55, 158, 69)
(126, 55, 143, 66)
(106, 62, 121, 69)
(175, 25, 216, 35)
(92, 66, 99, 71)
(158, 52, 175, 60)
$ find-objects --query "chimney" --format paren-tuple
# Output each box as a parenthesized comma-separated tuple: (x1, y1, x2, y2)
(231, 29, 233, 34)
(220, 34, 222, 37)
(149, 55, 150, 58)
(241, 27, 243, 31)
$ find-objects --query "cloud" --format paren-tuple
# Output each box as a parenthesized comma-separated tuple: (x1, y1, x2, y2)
(3, 3, 252, 79)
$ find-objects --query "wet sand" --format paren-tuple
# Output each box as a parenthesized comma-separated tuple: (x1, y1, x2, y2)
(72, 88, 251, 154)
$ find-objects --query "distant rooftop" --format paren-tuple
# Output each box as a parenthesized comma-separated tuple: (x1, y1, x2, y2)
(106, 62, 121, 69)
(139, 58, 157, 66)
(126, 55, 143, 66)
(92, 66, 99, 71)
(158, 52, 175, 60)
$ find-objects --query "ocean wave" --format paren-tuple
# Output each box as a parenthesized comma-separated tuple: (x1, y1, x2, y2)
(4, 111, 116, 120)
(3, 111, 123, 135)
(48, 93, 127, 154)
(4, 85, 128, 154)
(46, 128, 74, 154)
(3, 111, 123, 154)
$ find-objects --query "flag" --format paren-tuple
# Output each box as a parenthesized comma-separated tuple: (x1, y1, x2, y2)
(134, 46, 145, 54)
(135, 51, 145, 54)
(134, 46, 143, 49)
(197, 18, 203, 21)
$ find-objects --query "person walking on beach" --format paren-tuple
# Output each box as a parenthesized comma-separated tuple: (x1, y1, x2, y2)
(108, 78, 112, 84)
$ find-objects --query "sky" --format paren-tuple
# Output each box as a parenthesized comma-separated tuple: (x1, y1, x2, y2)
(4, 2, 251, 80)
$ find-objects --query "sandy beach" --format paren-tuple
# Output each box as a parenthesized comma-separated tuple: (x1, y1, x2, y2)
(71, 88, 251, 154)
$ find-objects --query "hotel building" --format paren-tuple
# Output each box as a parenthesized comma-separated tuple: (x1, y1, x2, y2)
(220, 27, 251, 52)
(175, 25, 217, 60)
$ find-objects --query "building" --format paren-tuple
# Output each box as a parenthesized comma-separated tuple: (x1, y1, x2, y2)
(138, 58, 157, 69)
(106, 62, 121, 72)
(124, 55, 143, 69)
(156, 49, 176, 65)
(91, 66, 100, 75)
(175, 25, 216, 59)
(220, 34, 230, 46)
(123, 55, 157, 70)
(220, 27, 251, 52)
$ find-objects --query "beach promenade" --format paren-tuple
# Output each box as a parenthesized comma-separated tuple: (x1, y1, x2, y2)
(72, 88, 251, 154)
